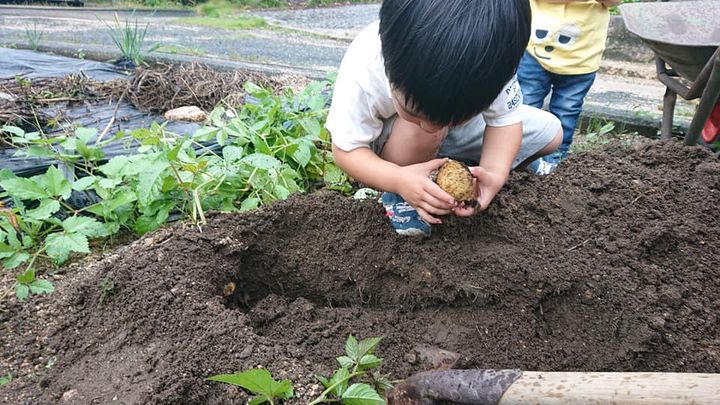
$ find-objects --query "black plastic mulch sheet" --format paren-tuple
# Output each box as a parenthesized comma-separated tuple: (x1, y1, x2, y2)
(0, 48, 128, 81)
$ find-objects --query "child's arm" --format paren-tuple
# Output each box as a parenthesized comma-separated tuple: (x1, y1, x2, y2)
(332, 145, 455, 224)
(455, 123, 522, 216)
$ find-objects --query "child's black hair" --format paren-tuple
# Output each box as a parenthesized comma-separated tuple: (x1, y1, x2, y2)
(379, 0, 531, 126)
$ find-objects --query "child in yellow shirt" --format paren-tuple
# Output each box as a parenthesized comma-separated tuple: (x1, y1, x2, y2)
(518, 0, 621, 174)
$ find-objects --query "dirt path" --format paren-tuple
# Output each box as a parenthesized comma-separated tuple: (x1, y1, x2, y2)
(1, 139, 719, 404)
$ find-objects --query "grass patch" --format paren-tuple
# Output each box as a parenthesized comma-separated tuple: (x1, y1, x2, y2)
(154, 44, 207, 56)
(177, 15, 267, 30)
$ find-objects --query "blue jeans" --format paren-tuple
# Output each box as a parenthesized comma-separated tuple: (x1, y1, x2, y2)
(517, 51, 596, 157)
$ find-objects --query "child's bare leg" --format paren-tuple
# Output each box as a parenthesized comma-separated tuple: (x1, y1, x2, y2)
(380, 116, 448, 166)
(516, 128, 562, 169)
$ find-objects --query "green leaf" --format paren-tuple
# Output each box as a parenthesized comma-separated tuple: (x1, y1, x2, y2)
(345, 335, 359, 359)
(89, 190, 137, 215)
(358, 354, 383, 370)
(22, 146, 56, 159)
(133, 200, 173, 235)
(137, 159, 170, 209)
(191, 126, 220, 142)
(26, 200, 61, 220)
(241, 153, 282, 171)
(223, 145, 246, 163)
(74, 127, 98, 143)
(240, 197, 260, 212)
(207, 369, 293, 400)
(341, 383, 384, 405)
(0, 242, 15, 259)
(62, 216, 109, 238)
(0, 177, 49, 200)
(76, 139, 105, 162)
(45, 232, 90, 262)
(2, 252, 30, 269)
(0, 373, 11, 387)
(42, 166, 72, 199)
(99, 156, 131, 178)
(72, 176, 97, 191)
(29, 279, 54, 295)
(247, 396, 270, 405)
(324, 163, 348, 186)
(329, 367, 350, 398)
(0, 169, 14, 182)
(356, 337, 382, 359)
(299, 118, 322, 139)
(15, 283, 29, 301)
(336, 356, 354, 369)
(1, 125, 24, 136)
(273, 184, 290, 200)
(16, 268, 35, 284)
(316, 375, 331, 389)
(291, 142, 312, 167)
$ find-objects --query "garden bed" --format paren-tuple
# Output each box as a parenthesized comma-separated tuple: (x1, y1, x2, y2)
(1, 140, 720, 404)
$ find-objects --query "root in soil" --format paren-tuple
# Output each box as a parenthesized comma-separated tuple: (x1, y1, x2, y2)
(1, 140, 719, 404)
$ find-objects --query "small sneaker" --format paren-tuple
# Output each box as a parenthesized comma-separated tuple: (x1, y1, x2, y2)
(527, 157, 558, 175)
(543, 150, 565, 165)
(380, 192, 431, 237)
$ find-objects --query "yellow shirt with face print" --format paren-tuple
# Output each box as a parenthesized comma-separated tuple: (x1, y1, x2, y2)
(528, 0, 611, 75)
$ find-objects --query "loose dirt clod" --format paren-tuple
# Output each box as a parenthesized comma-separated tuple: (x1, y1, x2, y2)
(435, 159, 474, 201)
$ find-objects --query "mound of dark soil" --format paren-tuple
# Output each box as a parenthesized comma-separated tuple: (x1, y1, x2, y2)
(2, 140, 719, 404)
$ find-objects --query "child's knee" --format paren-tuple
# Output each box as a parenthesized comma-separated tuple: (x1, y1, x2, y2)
(550, 128, 563, 149)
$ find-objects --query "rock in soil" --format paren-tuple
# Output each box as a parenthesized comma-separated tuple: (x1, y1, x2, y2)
(1, 140, 719, 404)
(163, 106, 207, 122)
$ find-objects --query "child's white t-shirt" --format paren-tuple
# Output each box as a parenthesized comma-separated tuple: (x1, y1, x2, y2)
(327, 21, 524, 152)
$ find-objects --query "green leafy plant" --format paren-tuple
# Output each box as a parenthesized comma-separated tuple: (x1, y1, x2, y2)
(208, 368, 293, 405)
(309, 335, 388, 405)
(14, 268, 54, 301)
(0, 77, 348, 299)
(24, 23, 45, 51)
(104, 12, 157, 66)
(572, 116, 622, 153)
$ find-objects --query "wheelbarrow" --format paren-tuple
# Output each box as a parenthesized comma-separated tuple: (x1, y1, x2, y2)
(620, 0, 720, 145)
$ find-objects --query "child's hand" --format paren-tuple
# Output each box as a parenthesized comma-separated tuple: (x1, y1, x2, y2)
(453, 166, 506, 216)
(395, 158, 457, 224)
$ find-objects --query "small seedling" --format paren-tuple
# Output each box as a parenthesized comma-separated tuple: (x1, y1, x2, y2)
(24, 23, 45, 51)
(208, 368, 293, 405)
(99, 278, 115, 304)
(309, 335, 387, 405)
(104, 12, 158, 67)
(14, 269, 54, 301)
(0, 373, 11, 387)
(45, 356, 57, 370)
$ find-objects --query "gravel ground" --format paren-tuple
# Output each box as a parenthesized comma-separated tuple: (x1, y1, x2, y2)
(252, 3, 379, 39)
(0, 13, 348, 71)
